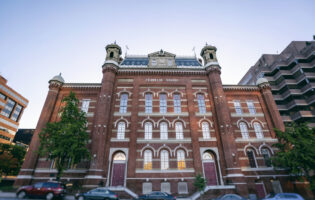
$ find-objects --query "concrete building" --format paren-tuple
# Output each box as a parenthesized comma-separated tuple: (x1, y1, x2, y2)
(239, 40, 315, 127)
(16, 43, 307, 199)
(0, 75, 28, 144)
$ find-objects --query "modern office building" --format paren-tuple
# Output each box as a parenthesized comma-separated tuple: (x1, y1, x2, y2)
(0, 75, 28, 144)
(16, 43, 309, 199)
(239, 41, 315, 127)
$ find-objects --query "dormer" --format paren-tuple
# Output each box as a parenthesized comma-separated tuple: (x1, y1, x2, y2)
(148, 50, 176, 68)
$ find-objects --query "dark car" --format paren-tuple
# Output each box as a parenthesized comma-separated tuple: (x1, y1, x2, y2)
(138, 191, 176, 200)
(75, 187, 119, 200)
(16, 181, 66, 200)
(213, 194, 248, 200)
(262, 193, 304, 200)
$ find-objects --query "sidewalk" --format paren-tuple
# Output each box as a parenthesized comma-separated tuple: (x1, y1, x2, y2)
(0, 191, 75, 199)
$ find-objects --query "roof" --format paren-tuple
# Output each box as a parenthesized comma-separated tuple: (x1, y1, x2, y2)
(120, 55, 202, 67)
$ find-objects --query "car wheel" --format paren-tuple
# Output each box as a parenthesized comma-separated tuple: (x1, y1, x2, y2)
(17, 191, 26, 199)
(46, 192, 54, 200)
(78, 196, 85, 200)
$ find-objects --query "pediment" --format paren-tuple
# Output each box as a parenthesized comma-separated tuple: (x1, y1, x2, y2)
(148, 50, 176, 58)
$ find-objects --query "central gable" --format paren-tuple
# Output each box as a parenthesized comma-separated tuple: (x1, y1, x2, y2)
(148, 50, 176, 68)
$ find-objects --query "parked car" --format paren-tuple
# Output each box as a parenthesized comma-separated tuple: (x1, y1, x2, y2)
(75, 187, 119, 200)
(16, 181, 66, 200)
(138, 191, 176, 200)
(213, 194, 248, 200)
(262, 193, 304, 200)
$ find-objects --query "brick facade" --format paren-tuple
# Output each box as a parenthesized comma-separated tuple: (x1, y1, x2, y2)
(15, 43, 309, 198)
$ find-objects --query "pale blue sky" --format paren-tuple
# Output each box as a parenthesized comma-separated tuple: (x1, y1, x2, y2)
(0, 0, 314, 128)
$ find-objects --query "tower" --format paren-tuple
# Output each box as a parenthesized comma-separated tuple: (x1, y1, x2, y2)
(84, 43, 122, 186)
(201, 45, 248, 195)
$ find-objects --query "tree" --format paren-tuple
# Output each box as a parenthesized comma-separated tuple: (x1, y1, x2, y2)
(194, 174, 207, 199)
(0, 144, 26, 181)
(38, 91, 90, 181)
(272, 122, 315, 193)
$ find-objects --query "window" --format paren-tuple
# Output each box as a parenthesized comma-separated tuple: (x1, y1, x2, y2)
(81, 99, 90, 114)
(160, 93, 167, 114)
(197, 94, 206, 113)
(144, 122, 152, 139)
(10, 104, 22, 121)
(247, 150, 257, 168)
(201, 122, 210, 139)
(142, 182, 152, 194)
(160, 122, 168, 140)
(175, 122, 184, 139)
(1, 98, 15, 118)
(109, 52, 114, 58)
(173, 94, 181, 113)
(145, 93, 152, 113)
(261, 148, 272, 167)
(0, 92, 6, 100)
(119, 94, 128, 113)
(117, 122, 125, 139)
(160, 150, 169, 170)
(209, 53, 214, 59)
(178, 182, 188, 194)
(161, 182, 171, 193)
(177, 150, 186, 170)
(144, 150, 152, 170)
(234, 101, 242, 114)
(152, 59, 157, 66)
(254, 122, 264, 139)
(239, 122, 249, 139)
(0, 134, 10, 141)
(247, 101, 256, 114)
(167, 59, 172, 66)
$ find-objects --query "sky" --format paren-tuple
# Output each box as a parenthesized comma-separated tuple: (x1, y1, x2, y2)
(0, 0, 314, 129)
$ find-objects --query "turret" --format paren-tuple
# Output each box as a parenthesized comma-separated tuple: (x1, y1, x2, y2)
(200, 44, 218, 66)
(105, 42, 122, 63)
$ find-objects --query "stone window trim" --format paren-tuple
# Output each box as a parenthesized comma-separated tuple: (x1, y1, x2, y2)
(246, 100, 256, 114)
(253, 122, 264, 139)
(114, 117, 130, 128)
(178, 182, 188, 194)
(198, 118, 213, 128)
(233, 100, 243, 115)
(258, 143, 274, 155)
(142, 182, 152, 194)
(119, 93, 128, 113)
(246, 149, 258, 168)
(239, 122, 249, 139)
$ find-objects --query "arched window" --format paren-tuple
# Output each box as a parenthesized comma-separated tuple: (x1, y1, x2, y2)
(177, 150, 186, 170)
(254, 122, 264, 139)
(239, 122, 249, 139)
(261, 148, 272, 167)
(209, 53, 214, 59)
(145, 93, 153, 113)
(197, 94, 206, 113)
(119, 93, 128, 113)
(175, 122, 184, 139)
(201, 122, 210, 139)
(173, 94, 181, 113)
(113, 152, 126, 161)
(247, 149, 257, 168)
(109, 52, 114, 58)
(117, 122, 125, 139)
(160, 93, 167, 114)
(145, 122, 152, 140)
(160, 150, 169, 170)
(160, 122, 168, 140)
(202, 152, 213, 160)
(144, 150, 152, 170)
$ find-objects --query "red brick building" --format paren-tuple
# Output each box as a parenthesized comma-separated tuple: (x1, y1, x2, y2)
(16, 43, 303, 198)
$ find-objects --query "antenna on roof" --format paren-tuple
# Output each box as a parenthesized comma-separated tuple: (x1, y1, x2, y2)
(205, 42, 208, 46)
(125, 45, 129, 56)
(192, 47, 196, 57)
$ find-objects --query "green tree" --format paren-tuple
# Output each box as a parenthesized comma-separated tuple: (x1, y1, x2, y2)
(0, 144, 26, 180)
(38, 91, 90, 181)
(272, 122, 315, 193)
(194, 174, 206, 199)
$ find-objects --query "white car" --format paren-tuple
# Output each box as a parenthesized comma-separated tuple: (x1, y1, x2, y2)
(262, 193, 304, 200)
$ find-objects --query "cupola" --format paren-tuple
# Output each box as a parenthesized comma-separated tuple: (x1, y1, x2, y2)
(105, 42, 122, 63)
(200, 44, 218, 65)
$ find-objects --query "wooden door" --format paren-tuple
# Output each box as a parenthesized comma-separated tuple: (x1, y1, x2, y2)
(203, 162, 218, 185)
(255, 183, 266, 198)
(111, 163, 125, 186)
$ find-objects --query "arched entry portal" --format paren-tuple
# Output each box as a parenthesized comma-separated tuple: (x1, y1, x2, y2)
(110, 152, 126, 186)
(202, 151, 219, 186)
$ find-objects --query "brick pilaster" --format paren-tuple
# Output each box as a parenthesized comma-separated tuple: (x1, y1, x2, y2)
(14, 81, 62, 187)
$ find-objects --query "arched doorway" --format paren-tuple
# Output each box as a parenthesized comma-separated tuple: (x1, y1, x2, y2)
(202, 151, 219, 186)
(111, 152, 126, 186)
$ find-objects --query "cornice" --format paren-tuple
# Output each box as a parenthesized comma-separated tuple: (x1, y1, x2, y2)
(117, 68, 207, 76)
(223, 85, 260, 91)
(62, 83, 101, 89)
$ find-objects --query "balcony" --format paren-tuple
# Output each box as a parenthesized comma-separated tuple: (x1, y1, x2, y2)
(291, 110, 314, 121)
